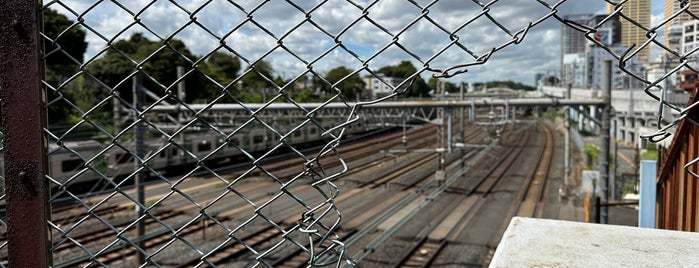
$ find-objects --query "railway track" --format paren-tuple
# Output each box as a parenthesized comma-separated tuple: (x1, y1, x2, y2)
(175, 224, 282, 267)
(18, 116, 564, 267)
(46, 123, 449, 266)
(515, 121, 555, 218)
(390, 125, 534, 267)
(394, 196, 481, 268)
(481, 121, 556, 266)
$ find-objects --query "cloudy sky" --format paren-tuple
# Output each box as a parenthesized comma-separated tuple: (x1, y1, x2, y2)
(49, 0, 665, 86)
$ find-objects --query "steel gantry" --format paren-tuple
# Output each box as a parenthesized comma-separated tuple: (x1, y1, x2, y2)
(149, 98, 605, 125)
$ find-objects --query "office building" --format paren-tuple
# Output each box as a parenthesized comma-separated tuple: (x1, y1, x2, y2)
(664, 0, 699, 52)
(607, 0, 652, 63)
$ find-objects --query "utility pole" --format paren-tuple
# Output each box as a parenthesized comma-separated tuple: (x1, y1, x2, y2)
(133, 75, 146, 264)
(599, 60, 612, 224)
(460, 82, 465, 177)
(564, 84, 571, 187)
(437, 81, 446, 185)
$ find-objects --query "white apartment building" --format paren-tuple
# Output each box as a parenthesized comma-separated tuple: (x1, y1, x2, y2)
(683, 20, 699, 64)
(363, 75, 404, 98)
(562, 53, 586, 87)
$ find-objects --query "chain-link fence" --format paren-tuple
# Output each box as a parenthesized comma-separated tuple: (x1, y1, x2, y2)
(1, 0, 697, 267)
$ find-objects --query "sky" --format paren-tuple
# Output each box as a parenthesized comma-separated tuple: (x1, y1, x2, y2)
(49, 0, 665, 87)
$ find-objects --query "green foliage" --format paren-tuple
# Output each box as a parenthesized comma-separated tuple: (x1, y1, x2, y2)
(584, 145, 600, 169)
(88, 33, 200, 102)
(195, 51, 242, 102)
(237, 91, 264, 103)
(234, 60, 278, 102)
(623, 182, 637, 195)
(240, 61, 274, 89)
(204, 51, 241, 83)
(316, 66, 365, 100)
(641, 149, 658, 161)
(43, 9, 87, 66)
(474, 80, 535, 91)
(428, 77, 459, 93)
(543, 108, 563, 120)
(377, 61, 429, 97)
(43, 9, 90, 128)
(578, 128, 595, 137)
(291, 89, 320, 102)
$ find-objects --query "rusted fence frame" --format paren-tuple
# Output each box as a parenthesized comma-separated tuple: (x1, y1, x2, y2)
(0, 1, 50, 267)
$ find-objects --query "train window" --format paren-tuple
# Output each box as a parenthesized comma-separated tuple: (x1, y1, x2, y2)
(159, 149, 167, 158)
(227, 139, 239, 147)
(253, 135, 265, 144)
(198, 142, 212, 152)
(62, 159, 84, 172)
(293, 130, 302, 137)
(116, 153, 133, 164)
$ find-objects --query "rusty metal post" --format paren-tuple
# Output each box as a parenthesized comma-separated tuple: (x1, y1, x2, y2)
(0, 2, 51, 267)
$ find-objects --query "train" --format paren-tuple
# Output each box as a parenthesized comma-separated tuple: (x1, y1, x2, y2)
(45, 116, 396, 189)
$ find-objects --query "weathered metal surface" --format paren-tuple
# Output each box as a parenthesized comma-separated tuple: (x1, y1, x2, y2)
(657, 84, 699, 231)
(0, 1, 50, 267)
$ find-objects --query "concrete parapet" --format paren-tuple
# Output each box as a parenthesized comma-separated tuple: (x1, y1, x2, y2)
(490, 217, 699, 267)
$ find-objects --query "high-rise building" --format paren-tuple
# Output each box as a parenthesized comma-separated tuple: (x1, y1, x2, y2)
(585, 45, 645, 90)
(664, 0, 699, 53)
(560, 14, 621, 87)
(607, 0, 652, 63)
(560, 14, 592, 74)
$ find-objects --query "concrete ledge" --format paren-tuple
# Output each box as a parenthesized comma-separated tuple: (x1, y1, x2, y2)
(490, 217, 699, 267)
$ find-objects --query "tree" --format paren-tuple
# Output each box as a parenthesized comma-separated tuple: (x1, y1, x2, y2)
(316, 67, 365, 100)
(377, 61, 430, 97)
(43, 9, 89, 128)
(43, 9, 87, 67)
(428, 77, 459, 94)
(292, 89, 321, 102)
(203, 51, 241, 84)
(237, 60, 277, 102)
(196, 51, 242, 102)
(88, 33, 200, 103)
(476, 80, 535, 91)
(240, 60, 275, 89)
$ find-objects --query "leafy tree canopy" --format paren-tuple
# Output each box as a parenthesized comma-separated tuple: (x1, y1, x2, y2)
(427, 77, 460, 94)
(43, 8, 88, 66)
(43, 9, 89, 128)
(474, 80, 535, 91)
(377, 61, 429, 97)
(89, 33, 273, 104)
(240, 60, 275, 90)
(88, 33, 200, 102)
(316, 66, 365, 100)
(195, 51, 242, 102)
(203, 51, 241, 85)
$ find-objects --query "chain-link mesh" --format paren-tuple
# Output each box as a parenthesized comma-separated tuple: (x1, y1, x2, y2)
(0, 0, 695, 266)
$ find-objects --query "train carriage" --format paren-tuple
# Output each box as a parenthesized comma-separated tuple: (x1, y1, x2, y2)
(18, 112, 400, 192)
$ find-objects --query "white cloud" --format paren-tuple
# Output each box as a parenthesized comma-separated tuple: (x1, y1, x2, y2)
(47, 0, 615, 86)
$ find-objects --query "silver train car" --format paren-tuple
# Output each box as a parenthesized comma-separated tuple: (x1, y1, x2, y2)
(46, 117, 381, 188)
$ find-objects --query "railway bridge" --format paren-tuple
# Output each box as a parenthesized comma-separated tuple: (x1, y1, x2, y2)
(539, 85, 690, 147)
(148, 97, 606, 135)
